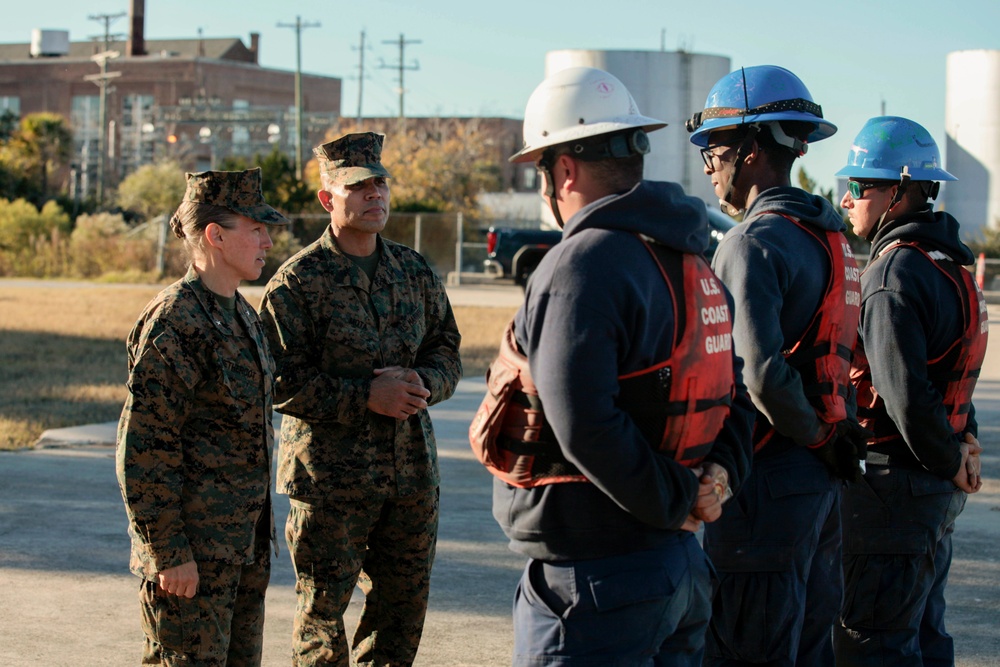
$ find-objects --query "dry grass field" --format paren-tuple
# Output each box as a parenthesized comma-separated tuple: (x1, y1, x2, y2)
(0, 282, 515, 450)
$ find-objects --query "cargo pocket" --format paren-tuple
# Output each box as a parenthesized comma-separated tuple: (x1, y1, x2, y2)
(841, 552, 929, 631)
(709, 569, 799, 662)
(138, 579, 196, 658)
(585, 562, 679, 658)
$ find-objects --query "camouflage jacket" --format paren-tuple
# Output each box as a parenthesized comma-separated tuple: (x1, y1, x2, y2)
(116, 268, 276, 580)
(259, 229, 462, 501)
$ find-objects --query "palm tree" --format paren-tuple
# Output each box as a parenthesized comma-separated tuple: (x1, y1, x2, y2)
(12, 113, 73, 202)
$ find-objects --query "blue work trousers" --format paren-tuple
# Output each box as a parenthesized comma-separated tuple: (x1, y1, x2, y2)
(511, 532, 712, 666)
(703, 446, 842, 666)
(834, 464, 966, 667)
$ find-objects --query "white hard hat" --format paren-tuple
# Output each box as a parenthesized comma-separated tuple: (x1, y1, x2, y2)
(509, 67, 667, 163)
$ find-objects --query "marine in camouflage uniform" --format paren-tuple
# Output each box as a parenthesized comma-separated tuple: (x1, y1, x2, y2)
(258, 132, 462, 667)
(116, 168, 287, 666)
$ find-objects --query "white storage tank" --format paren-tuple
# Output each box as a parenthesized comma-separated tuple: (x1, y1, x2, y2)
(944, 49, 1000, 237)
(30, 29, 70, 58)
(545, 49, 731, 207)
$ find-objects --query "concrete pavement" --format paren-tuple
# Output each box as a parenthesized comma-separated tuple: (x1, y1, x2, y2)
(1, 377, 524, 666)
(2, 303, 1000, 666)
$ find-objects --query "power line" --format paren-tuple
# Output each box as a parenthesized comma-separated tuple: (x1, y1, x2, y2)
(276, 16, 320, 180)
(88, 12, 127, 51)
(378, 34, 421, 119)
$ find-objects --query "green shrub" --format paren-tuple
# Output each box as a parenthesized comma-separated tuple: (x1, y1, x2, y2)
(0, 199, 72, 277)
(69, 212, 157, 278)
(117, 161, 186, 221)
(0, 198, 70, 253)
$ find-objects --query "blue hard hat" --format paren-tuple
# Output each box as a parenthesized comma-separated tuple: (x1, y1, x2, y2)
(687, 65, 837, 148)
(835, 116, 956, 182)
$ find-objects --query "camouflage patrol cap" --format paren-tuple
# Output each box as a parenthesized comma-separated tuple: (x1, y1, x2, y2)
(313, 132, 392, 185)
(182, 168, 289, 226)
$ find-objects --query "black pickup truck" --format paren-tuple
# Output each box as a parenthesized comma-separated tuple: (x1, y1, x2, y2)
(483, 204, 737, 288)
(483, 227, 562, 287)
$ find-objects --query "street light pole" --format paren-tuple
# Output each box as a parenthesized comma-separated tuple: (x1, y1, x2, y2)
(277, 16, 320, 180)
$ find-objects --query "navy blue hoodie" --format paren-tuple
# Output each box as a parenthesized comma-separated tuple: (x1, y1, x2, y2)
(860, 208, 977, 479)
(492, 181, 755, 561)
(710, 187, 848, 449)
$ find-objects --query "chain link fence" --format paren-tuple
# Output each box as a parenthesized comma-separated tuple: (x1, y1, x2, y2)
(289, 211, 492, 284)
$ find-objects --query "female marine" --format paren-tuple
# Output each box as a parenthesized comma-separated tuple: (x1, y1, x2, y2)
(116, 168, 288, 666)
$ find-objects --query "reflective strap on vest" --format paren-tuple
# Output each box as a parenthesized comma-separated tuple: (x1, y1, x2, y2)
(852, 241, 988, 443)
(620, 238, 734, 466)
(470, 235, 735, 486)
(752, 214, 861, 452)
(468, 319, 588, 488)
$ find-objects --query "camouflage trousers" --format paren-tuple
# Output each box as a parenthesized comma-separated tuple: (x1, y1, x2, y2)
(286, 487, 440, 667)
(138, 551, 270, 666)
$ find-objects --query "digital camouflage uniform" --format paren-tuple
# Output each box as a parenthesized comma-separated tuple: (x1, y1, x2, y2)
(116, 168, 287, 667)
(258, 133, 462, 667)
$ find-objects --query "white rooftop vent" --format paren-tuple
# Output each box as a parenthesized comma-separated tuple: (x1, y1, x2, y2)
(30, 29, 70, 58)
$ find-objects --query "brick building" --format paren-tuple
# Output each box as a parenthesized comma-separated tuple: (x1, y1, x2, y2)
(0, 0, 341, 199)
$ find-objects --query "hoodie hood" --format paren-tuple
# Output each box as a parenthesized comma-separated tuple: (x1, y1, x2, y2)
(744, 186, 845, 233)
(562, 181, 710, 254)
(870, 208, 975, 265)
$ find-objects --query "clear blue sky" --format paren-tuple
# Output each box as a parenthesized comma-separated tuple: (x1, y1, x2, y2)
(3, 0, 999, 193)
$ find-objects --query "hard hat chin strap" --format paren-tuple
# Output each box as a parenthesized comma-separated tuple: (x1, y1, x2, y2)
(538, 148, 565, 228)
(868, 167, 912, 243)
(537, 130, 650, 227)
(719, 124, 761, 217)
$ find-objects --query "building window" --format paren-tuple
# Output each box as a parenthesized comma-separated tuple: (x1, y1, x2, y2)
(0, 96, 20, 115)
(0, 96, 18, 139)
(231, 99, 251, 156)
(121, 94, 156, 177)
(71, 95, 100, 197)
(520, 165, 538, 191)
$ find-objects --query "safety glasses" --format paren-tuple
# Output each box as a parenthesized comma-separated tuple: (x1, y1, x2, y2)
(699, 145, 736, 169)
(848, 180, 892, 199)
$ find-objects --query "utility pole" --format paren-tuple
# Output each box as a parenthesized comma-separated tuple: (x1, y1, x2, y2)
(88, 11, 126, 51)
(379, 34, 421, 119)
(85, 51, 121, 207)
(277, 16, 320, 180)
(86, 13, 125, 207)
(353, 30, 368, 121)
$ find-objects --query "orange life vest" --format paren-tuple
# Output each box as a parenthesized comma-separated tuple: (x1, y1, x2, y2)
(753, 215, 862, 452)
(468, 236, 735, 488)
(852, 241, 988, 443)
